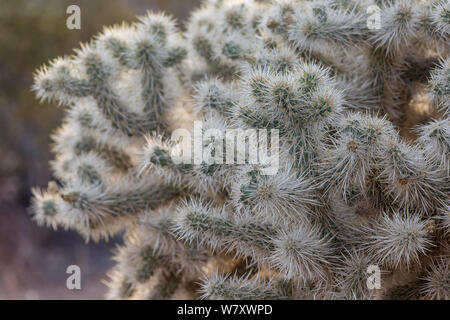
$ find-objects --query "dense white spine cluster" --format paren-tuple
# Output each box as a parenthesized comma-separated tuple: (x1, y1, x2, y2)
(31, 0, 449, 299)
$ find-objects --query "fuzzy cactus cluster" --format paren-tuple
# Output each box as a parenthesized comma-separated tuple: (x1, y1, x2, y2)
(31, 0, 449, 300)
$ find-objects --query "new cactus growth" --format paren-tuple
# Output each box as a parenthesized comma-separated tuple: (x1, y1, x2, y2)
(31, 0, 449, 300)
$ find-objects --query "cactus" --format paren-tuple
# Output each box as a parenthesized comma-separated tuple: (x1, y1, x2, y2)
(31, 0, 449, 300)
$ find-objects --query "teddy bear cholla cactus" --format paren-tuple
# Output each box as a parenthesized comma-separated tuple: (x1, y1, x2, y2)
(31, 0, 449, 300)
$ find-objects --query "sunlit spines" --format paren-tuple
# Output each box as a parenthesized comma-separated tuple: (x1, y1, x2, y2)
(328, 193, 380, 245)
(137, 11, 178, 46)
(427, 0, 450, 47)
(31, 182, 127, 242)
(112, 241, 170, 287)
(287, 4, 367, 53)
(188, 112, 236, 195)
(261, 0, 296, 39)
(50, 122, 134, 182)
(230, 159, 320, 223)
(138, 112, 234, 196)
(243, 43, 300, 75)
(377, 139, 443, 215)
(172, 199, 276, 259)
(239, 60, 342, 137)
(133, 13, 186, 119)
(137, 205, 212, 279)
(105, 268, 136, 300)
(318, 113, 395, 201)
(363, 211, 434, 270)
(138, 134, 190, 187)
(35, 48, 156, 137)
(270, 222, 334, 281)
(109, 205, 211, 293)
(95, 23, 137, 69)
(214, 0, 259, 35)
(428, 58, 450, 113)
(193, 78, 237, 116)
(187, 7, 217, 65)
(185, 0, 260, 78)
(32, 57, 92, 106)
(438, 201, 450, 236)
(420, 257, 450, 300)
(79, 48, 166, 137)
(173, 198, 334, 281)
(370, 0, 421, 57)
(50, 175, 180, 242)
(333, 249, 379, 300)
(200, 273, 291, 300)
(30, 182, 66, 230)
(96, 16, 188, 133)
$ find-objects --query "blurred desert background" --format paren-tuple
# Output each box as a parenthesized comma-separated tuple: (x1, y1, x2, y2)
(0, 0, 200, 299)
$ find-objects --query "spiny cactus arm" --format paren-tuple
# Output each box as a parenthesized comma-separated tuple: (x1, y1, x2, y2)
(138, 120, 234, 196)
(172, 199, 275, 256)
(172, 199, 335, 281)
(30, 182, 68, 230)
(107, 229, 207, 299)
(31, 175, 181, 241)
(230, 162, 320, 222)
(106, 265, 184, 300)
(332, 249, 380, 300)
(138, 207, 212, 277)
(106, 201, 213, 300)
(59, 179, 180, 218)
(105, 268, 136, 300)
(112, 242, 173, 288)
(193, 78, 237, 115)
(378, 138, 447, 215)
(59, 133, 133, 174)
(287, 4, 368, 53)
(439, 201, 450, 236)
(417, 118, 450, 172)
(106, 246, 180, 300)
(369, 1, 422, 56)
(141, 269, 184, 300)
(244, 44, 302, 75)
(31, 184, 126, 241)
(200, 273, 292, 300)
(362, 211, 434, 270)
(318, 113, 395, 200)
(50, 123, 133, 182)
(422, 0, 450, 47)
(34, 14, 189, 139)
(138, 135, 192, 185)
(185, 0, 260, 78)
(34, 51, 159, 137)
(260, 0, 295, 39)
(107, 14, 186, 117)
(239, 61, 342, 133)
(33, 57, 92, 104)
